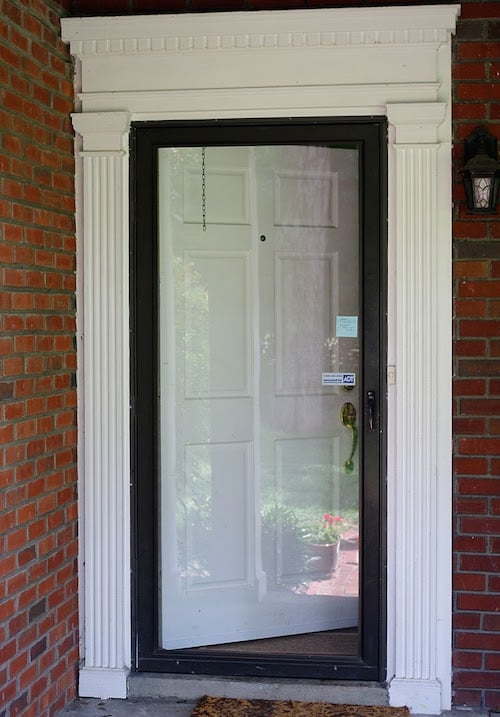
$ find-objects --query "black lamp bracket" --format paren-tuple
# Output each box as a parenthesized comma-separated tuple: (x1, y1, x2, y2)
(464, 126, 498, 165)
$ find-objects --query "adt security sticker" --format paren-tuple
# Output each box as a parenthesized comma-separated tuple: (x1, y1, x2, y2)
(322, 372, 356, 387)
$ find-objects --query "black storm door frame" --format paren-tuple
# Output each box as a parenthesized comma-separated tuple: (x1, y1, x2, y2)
(130, 118, 387, 682)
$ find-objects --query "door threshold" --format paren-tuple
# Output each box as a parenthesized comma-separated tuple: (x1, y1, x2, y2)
(129, 673, 388, 705)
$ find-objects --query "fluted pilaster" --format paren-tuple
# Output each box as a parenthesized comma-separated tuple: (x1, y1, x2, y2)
(387, 104, 452, 714)
(72, 112, 131, 698)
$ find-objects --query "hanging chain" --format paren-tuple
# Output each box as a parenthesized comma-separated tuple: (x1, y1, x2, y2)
(201, 147, 207, 232)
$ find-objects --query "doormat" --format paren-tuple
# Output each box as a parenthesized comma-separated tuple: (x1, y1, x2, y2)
(191, 696, 410, 717)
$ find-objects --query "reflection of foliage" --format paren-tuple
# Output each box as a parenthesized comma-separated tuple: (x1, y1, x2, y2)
(262, 460, 359, 520)
(176, 453, 212, 572)
(174, 256, 210, 395)
(262, 503, 302, 535)
(339, 472, 358, 514)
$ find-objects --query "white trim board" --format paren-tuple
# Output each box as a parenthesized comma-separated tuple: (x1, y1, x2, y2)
(62, 6, 459, 712)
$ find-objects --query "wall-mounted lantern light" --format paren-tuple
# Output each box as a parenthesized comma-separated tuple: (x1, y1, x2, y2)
(462, 126, 500, 214)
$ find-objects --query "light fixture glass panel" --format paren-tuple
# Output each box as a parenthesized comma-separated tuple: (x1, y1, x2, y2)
(472, 175, 492, 210)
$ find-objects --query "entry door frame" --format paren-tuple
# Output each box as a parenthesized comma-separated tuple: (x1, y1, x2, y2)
(62, 5, 458, 711)
(131, 119, 386, 680)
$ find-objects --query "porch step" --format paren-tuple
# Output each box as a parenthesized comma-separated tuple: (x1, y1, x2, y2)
(129, 673, 388, 706)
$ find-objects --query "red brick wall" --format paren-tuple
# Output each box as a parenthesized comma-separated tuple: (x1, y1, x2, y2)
(1, 0, 499, 714)
(62, 0, 500, 711)
(452, 1, 500, 711)
(0, 1, 78, 716)
(69, 0, 500, 707)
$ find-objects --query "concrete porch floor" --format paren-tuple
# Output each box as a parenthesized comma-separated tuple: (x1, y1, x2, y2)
(61, 697, 193, 716)
(59, 663, 491, 717)
(61, 699, 489, 717)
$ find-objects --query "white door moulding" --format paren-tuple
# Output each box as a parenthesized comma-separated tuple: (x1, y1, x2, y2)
(61, 5, 459, 712)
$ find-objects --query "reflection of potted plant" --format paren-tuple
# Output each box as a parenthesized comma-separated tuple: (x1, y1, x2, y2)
(304, 513, 343, 576)
(261, 504, 307, 585)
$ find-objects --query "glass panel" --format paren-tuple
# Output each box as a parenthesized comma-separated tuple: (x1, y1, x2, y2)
(472, 175, 492, 209)
(158, 146, 360, 655)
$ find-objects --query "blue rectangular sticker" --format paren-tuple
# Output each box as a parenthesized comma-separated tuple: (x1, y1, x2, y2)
(336, 316, 358, 338)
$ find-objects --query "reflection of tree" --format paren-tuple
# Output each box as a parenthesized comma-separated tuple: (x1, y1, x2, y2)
(177, 448, 212, 576)
(175, 255, 210, 396)
(168, 145, 361, 586)
(174, 254, 211, 575)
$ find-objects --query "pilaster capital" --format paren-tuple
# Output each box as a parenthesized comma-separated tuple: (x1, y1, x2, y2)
(386, 102, 447, 144)
(71, 111, 131, 153)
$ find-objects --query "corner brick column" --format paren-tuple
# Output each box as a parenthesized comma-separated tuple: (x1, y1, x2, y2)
(71, 111, 131, 698)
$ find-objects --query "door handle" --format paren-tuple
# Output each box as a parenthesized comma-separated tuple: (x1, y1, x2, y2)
(340, 402, 358, 475)
(367, 390, 376, 431)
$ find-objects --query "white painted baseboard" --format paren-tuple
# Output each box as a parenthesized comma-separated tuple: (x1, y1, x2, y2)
(389, 677, 444, 714)
(79, 667, 129, 699)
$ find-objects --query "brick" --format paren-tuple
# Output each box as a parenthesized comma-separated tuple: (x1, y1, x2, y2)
(487, 575, 500, 594)
(18, 586, 37, 611)
(454, 672, 500, 689)
(454, 379, 488, 397)
(484, 692, 500, 710)
(453, 62, 487, 81)
(453, 221, 489, 239)
(460, 3, 500, 19)
(18, 546, 36, 566)
(30, 637, 47, 661)
(454, 417, 486, 433)
(485, 653, 500, 670)
(459, 280, 500, 298)
(453, 102, 486, 120)
(460, 319, 500, 337)
(455, 497, 488, 515)
(457, 477, 500, 495)
(454, 535, 487, 553)
(454, 572, 486, 590)
(491, 340, 500, 357)
(454, 613, 481, 630)
(457, 82, 499, 101)
(455, 299, 487, 317)
(458, 438, 500, 455)
(461, 398, 500, 414)
(459, 552, 500, 572)
(9, 691, 28, 716)
(453, 651, 483, 668)
(490, 418, 500, 435)
(7, 527, 28, 552)
(30, 675, 48, 700)
(456, 632, 500, 651)
(453, 378, 486, 396)
(455, 339, 487, 357)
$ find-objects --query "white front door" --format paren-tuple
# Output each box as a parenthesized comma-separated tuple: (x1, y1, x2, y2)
(159, 145, 360, 650)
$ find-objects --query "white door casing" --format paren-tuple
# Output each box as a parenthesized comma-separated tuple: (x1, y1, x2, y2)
(62, 5, 458, 712)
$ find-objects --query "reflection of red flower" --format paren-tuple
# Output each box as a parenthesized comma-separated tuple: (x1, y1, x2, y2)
(323, 513, 342, 525)
(307, 514, 343, 544)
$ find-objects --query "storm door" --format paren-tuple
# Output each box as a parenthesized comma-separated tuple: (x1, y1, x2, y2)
(133, 120, 385, 680)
